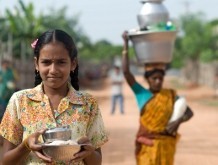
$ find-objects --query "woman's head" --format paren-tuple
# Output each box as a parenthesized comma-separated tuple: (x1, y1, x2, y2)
(144, 69, 165, 93)
(144, 63, 166, 93)
(33, 29, 79, 90)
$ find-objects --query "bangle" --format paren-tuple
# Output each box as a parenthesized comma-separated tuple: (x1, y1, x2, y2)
(122, 50, 128, 55)
(23, 137, 31, 151)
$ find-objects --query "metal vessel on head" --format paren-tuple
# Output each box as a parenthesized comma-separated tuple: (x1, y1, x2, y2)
(128, 0, 177, 64)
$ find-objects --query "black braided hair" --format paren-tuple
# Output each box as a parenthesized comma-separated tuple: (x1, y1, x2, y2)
(34, 69, 42, 87)
(32, 29, 79, 90)
(70, 65, 79, 90)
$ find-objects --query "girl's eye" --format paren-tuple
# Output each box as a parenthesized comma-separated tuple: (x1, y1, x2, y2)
(41, 60, 51, 64)
(58, 61, 66, 64)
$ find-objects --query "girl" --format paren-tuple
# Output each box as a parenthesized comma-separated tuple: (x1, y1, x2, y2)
(0, 29, 108, 165)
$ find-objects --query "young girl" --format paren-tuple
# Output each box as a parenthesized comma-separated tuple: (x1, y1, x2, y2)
(0, 29, 108, 165)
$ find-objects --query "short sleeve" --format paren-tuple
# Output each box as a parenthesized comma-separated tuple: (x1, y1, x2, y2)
(86, 97, 108, 149)
(131, 82, 153, 111)
(0, 93, 23, 145)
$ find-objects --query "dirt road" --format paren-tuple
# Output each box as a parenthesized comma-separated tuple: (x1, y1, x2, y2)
(0, 76, 218, 165)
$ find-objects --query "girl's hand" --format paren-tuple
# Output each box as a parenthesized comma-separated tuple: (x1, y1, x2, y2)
(25, 129, 52, 163)
(71, 137, 95, 163)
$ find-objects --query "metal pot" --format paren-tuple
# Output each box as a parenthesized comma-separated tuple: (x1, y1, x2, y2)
(42, 126, 72, 143)
(137, 0, 169, 30)
(128, 30, 177, 64)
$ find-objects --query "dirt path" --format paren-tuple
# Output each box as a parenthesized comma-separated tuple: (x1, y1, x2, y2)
(0, 76, 218, 165)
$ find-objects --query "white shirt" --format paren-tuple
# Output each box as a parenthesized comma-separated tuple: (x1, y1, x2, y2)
(110, 69, 124, 95)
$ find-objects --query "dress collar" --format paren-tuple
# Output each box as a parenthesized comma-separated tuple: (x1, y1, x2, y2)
(26, 83, 85, 105)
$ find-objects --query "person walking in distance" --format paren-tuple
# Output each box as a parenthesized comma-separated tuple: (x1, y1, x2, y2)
(110, 65, 124, 115)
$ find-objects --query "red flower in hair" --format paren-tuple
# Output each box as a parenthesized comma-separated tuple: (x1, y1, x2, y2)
(31, 39, 38, 49)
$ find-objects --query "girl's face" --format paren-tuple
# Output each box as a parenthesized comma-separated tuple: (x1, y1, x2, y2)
(147, 72, 164, 93)
(35, 42, 76, 89)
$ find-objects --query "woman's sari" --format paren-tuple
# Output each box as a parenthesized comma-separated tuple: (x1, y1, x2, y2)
(136, 89, 178, 165)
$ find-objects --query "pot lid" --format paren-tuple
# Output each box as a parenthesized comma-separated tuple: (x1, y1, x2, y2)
(45, 126, 70, 133)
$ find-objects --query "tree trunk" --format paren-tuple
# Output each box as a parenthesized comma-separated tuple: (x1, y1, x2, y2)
(182, 58, 200, 85)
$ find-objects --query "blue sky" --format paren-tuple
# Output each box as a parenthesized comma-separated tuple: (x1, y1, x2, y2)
(0, 0, 217, 44)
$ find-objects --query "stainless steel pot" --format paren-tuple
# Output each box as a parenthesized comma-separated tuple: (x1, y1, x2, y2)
(137, 0, 169, 30)
(128, 30, 177, 64)
(42, 126, 72, 143)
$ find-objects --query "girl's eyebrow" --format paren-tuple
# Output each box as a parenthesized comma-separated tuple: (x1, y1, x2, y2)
(40, 58, 67, 61)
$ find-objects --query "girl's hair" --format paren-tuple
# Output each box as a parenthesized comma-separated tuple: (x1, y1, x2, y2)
(33, 29, 79, 90)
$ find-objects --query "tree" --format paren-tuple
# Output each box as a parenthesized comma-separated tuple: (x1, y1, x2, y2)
(200, 19, 218, 62)
(4, 0, 43, 59)
(172, 12, 217, 84)
(0, 0, 90, 60)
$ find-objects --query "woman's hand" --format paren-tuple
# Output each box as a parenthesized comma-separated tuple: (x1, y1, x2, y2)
(71, 137, 95, 163)
(166, 118, 182, 136)
(25, 129, 52, 163)
(166, 106, 194, 136)
(122, 31, 129, 46)
(137, 136, 154, 146)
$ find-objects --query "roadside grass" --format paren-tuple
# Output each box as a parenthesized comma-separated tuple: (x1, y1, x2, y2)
(198, 97, 218, 107)
(167, 77, 186, 90)
(166, 76, 218, 108)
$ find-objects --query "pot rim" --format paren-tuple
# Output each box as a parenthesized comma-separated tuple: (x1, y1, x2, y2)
(128, 30, 177, 36)
(140, 0, 164, 3)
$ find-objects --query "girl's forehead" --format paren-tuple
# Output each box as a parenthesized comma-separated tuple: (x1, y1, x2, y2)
(39, 42, 69, 59)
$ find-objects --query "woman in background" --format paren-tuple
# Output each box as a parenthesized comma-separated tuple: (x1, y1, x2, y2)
(122, 31, 193, 165)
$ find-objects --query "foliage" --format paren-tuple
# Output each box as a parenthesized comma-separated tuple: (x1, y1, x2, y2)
(79, 39, 135, 64)
(171, 12, 218, 84)
(0, 0, 89, 59)
(172, 13, 218, 68)
(0, 0, 151, 65)
(171, 37, 184, 68)
(172, 12, 218, 67)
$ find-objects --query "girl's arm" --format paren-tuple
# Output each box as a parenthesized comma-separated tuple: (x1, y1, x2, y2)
(2, 129, 52, 164)
(2, 139, 30, 165)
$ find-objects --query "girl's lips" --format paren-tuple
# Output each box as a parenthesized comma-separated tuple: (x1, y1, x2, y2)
(47, 77, 61, 80)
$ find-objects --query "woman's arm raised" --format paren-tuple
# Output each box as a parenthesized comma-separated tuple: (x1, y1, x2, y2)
(122, 31, 136, 87)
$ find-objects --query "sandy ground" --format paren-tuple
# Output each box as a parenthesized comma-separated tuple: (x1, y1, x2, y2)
(0, 75, 218, 165)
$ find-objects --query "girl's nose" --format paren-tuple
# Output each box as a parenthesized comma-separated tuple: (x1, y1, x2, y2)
(50, 63, 58, 74)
